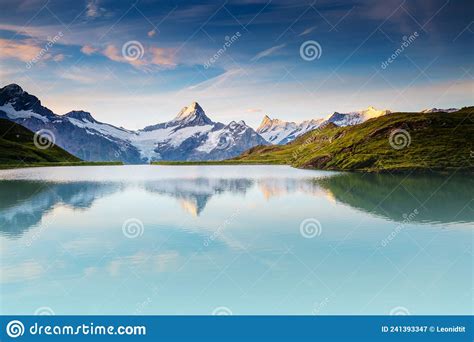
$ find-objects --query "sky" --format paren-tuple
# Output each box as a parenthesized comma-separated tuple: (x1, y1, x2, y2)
(0, 0, 473, 130)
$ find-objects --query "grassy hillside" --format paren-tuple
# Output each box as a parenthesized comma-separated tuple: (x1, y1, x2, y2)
(0, 118, 81, 167)
(231, 107, 474, 172)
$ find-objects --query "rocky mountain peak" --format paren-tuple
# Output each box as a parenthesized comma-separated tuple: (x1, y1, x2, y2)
(64, 110, 97, 123)
(172, 101, 213, 126)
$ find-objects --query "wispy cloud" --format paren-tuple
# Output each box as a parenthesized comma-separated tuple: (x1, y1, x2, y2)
(299, 26, 317, 36)
(251, 44, 286, 62)
(0, 38, 42, 62)
(100, 44, 176, 69)
(53, 54, 65, 62)
(59, 66, 111, 84)
(86, 0, 102, 18)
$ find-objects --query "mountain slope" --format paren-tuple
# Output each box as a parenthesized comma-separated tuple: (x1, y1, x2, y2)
(325, 106, 391, 126)
(232, 107, 474, 172)
(256, 106, 390, 145)
(256, 115, 323, 144)
(0, 84, 267, 163)
(0, 118, 81, 165)
(0, 84, 142, 163)
(132, 102, 268, 161)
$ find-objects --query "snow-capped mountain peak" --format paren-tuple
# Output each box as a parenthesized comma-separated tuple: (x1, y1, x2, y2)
(421, 107, 459, 113)
(172, 101, 213, 126)
(256, 115, 323, 145)
(327, 106, 391, 126)
(257, 115, 288, 132)
(359, 106, 391, 119)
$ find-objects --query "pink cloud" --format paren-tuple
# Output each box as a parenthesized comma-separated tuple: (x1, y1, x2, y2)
(149, 47, 176, 67)
(81, 45, 98, 55)
(100, 43, 176, 69)
(0, 38, 42, 62)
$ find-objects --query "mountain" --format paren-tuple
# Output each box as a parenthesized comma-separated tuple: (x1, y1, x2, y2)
(0, 84, 142, 163)
(256, 115, 324, 145)
(231, 107, 474, 172)
(326, 106, 391, 126)
(133, 101, 268, 161)
(0, 118, 81, 166)
(256, 106, 389, 145)
(421, 107, 459, 113)
(0, 84, 267, 163)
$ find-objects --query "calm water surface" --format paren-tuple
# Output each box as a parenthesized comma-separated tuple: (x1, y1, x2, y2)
(0, 165, 472, 315)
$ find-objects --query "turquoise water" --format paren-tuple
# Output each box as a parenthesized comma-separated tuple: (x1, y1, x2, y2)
(0, 165, 472, 315)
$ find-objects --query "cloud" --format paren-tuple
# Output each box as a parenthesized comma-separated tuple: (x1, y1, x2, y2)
(246, 108, 262, 113)
(299, 26, 317, 36)
(100, 43, 176, 69)
(148, 29, 157, 37)
(102, 44, 125, 62)
(187, 69, 244, 91)
(86, 0, 101, 18)
(150, 47, 176, 67)
(59, 66, 111, 84)
(0, 38, 42, 62)
(81, 45, 98, 55)
(102, 44, 146, 68)
(251, 44, 286, 62)
(53, 54, 65, 62)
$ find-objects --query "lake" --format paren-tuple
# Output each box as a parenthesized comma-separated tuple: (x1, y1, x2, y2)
(0, 165, 472, 315)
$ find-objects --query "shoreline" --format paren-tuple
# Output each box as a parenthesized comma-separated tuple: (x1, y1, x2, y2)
(0, 161, 123, 170)
(1, 161, 471, 174)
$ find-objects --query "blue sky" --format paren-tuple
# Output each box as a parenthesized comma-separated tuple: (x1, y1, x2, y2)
(0, 0, 472, 129)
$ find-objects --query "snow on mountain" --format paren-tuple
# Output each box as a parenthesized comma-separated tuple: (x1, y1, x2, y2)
(257, 115, 324, 145)
(0, 84, 267, 163)
(257, 106, 390, 145)
(0, 84, 142, 163)
(326, 106, 391, 126)
(421, 108, 459, 113)
(171, 101, 214, 126)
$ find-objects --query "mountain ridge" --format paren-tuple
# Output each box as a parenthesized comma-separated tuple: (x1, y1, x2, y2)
(231, 107, 474, 172)
(0, 84, 267, 163)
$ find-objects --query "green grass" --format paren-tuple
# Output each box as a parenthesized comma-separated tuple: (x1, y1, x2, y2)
(0, 119, 122, 169)
(230, 107, 474, 172)
(151, 160, 279, 166)
(0, 161, 123, 170)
